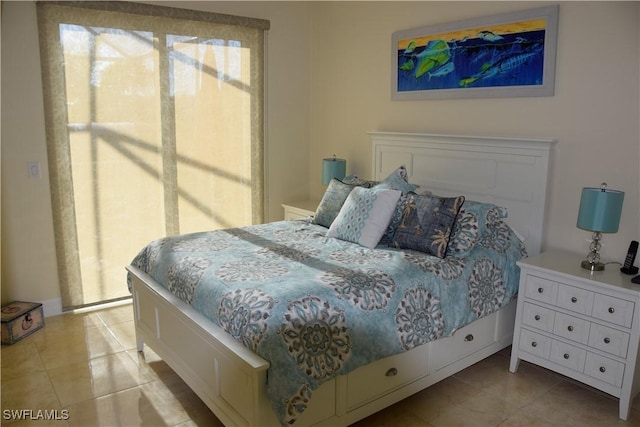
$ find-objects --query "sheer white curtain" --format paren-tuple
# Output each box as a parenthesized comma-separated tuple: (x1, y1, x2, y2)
(37, 1, 269, 310)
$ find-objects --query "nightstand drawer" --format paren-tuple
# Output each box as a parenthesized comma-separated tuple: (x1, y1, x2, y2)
(519, 329, 552, 359)
(553, 312, 590, 345)
(588, 323, 630, 358)
(550, 340, 586, 373)
(585, 353, 624, 387)
(592, 294, 634, 328)
(522, 302, 555, 333)
(556, 284, 594, 316)
(524, 276, 558, 305)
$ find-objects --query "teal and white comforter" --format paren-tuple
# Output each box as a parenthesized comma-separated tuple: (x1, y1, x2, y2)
(129, 219, 525, 425)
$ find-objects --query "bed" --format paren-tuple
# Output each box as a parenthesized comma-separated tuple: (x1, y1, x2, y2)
(126, 131, 555, 426)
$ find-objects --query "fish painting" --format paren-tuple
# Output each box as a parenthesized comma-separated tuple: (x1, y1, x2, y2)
(395, 7, 555, 95)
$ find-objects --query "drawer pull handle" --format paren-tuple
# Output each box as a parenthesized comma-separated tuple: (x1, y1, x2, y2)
(567, 326, 574, 332)
(531, 341, 538, 348)
(538, 287, 544, 294)
(385, 368, 398, 377)
(571, 297, 577, 303)
(604, 337, 611, 344)
(564, 353, 570, 359)
(608, 307, 615, 314)
(599, 366, 606, 373)
(464, 334, 474, 342)
(534, 315, 541, 321)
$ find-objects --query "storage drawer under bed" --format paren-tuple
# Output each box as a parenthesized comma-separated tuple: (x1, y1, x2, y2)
(345, 343, 429, 410)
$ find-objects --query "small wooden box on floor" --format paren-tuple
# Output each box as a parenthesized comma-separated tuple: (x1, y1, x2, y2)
(1, 301, 45, 345)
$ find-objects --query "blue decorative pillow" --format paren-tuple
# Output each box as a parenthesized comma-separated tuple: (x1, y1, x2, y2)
(327, 187, 401, 249)
(446, 200, 509, 256)
(391, 192, 465, 258)
(375, 165, 418, 193)
(376, 166, 419, 245)
(314, 179, 358, 228)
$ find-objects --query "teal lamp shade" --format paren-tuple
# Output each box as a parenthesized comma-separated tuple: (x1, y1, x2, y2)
(322, 156, 346, 185)
(577, 186, 624, 233)
(576, 183, 624, 271)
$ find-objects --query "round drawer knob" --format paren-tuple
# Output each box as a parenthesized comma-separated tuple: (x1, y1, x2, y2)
(604, 337, 611, 344)
(600, 366, 606, 373)
(538, 287, 544, 294)
(534, 315, 541, 321)
(608, 307, 615, 314)
(464, 334, 474, 342)
(385, 368, 398, 377)
(567, 326, 574, 332)
(531, 341, 538, 348)
(571, 297, 577, 303)
(564, 353, 570, 359)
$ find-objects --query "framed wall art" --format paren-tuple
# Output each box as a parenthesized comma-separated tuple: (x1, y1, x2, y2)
(391, 5, 558, 100)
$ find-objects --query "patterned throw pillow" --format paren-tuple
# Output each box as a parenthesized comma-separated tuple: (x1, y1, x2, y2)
(314, 179, 357, 228)
(391, 192, 465, 258)
(446, 200, 509, 256)
(327, 187, 402, 249)
(376, 166, 419, 245)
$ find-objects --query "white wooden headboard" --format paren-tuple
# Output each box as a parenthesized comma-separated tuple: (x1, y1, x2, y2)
(370, 132, 556, 256)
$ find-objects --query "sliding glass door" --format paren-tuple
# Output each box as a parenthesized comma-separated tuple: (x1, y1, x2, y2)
(38, 2, 268, 309)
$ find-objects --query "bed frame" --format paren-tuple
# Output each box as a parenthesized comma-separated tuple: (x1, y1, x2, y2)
(126, 132, 555, 426)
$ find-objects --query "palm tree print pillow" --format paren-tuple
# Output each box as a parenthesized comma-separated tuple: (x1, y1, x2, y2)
(391, 192, 465, 258)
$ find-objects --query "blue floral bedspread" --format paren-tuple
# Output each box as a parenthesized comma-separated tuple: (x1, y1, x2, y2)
(128, 219, 525, 425)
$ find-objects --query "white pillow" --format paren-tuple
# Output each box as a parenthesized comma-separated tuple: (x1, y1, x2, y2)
(327, 187, 401, 249)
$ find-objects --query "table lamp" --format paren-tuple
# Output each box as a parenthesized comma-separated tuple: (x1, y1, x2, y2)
(576, 183, 624, 271)
(322, 155, 346, 185)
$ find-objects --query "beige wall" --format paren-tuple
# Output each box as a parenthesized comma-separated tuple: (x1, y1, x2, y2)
(2, 1, 60, 309)
(2, 1, 639, 315)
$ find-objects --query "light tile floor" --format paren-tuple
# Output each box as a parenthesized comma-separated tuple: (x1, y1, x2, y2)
(1, 302, 639, 426)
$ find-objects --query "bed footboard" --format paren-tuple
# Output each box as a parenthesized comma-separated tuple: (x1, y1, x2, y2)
(127, 266, 277, 426)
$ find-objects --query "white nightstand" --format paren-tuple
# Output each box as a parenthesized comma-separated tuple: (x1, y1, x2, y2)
(281, 199, 319, 220)
(510, 250, 640, 420)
